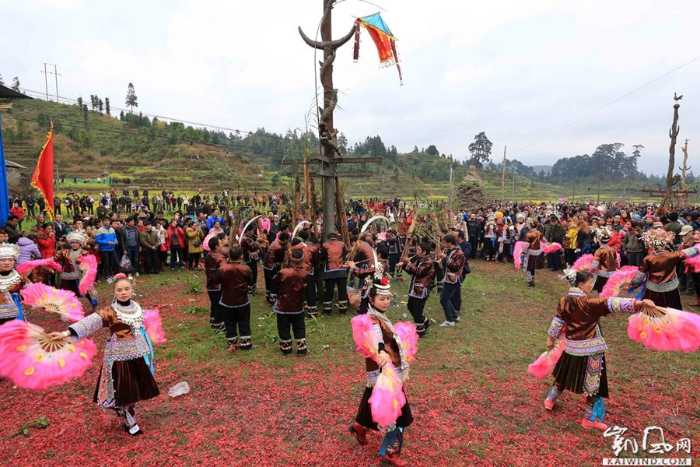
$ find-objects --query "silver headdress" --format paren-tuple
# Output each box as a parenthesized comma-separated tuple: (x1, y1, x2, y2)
(66, 230, 88, 246)
(559, 268, 578, 287)
(0, 243, 20, 261)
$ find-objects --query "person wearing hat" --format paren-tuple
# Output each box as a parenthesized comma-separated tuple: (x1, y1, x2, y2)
(54, 230, 99, 311)
(589, 227, 618, 293)
(272, 249, 309, 355)
(0, 243, 31, 325)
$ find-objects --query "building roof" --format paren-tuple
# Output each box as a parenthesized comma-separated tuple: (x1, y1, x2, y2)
(0, 85, 31, 99)
(5, 161, 26, 169)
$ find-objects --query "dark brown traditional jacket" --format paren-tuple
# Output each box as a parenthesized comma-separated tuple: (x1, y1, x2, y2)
(204, 250, 226, 291)
(241, 234, 260, 263)
(321, 239, 348, 279)
(590, 245, 618, 278)
(303, 243, 319, 275)
(213, 262, 253, 307)
(272, 266, 308, 313)
(54, 248, 90, 281)
(547, 288, 638, 356)
(404, 255, 435, 299)
(442, 247, 465, 284)
(263, 240, 286, 271)
(630, 246, 700, 293)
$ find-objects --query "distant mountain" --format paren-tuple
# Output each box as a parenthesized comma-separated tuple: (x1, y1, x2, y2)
(531, 165, 552, 174)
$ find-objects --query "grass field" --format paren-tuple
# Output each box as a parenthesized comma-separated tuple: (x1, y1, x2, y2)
(1, 260, 699, 466)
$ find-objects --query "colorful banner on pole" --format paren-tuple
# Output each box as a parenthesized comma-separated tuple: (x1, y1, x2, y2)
(31, 124, 54, 220)
(353, 13, 403, 85)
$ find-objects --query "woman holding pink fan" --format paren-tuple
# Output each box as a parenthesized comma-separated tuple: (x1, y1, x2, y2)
(49, 274, 163, 436)
(349, 274, 415, 467)
(628, 229, 700, 309)
(542, 269, 654, 431)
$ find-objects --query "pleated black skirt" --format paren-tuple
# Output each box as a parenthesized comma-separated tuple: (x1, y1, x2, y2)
(552, 352, 608, 398)
(94, 358, 160, 407)
(355, 387, 413, 431)
(643, 288, 683, 309)
(527, 254, 545, 271)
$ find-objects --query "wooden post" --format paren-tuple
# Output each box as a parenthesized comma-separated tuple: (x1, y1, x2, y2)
(335, 177, 350, 245)
(501, 146, 507, 203)
(304, 134, 311, 214)
(293, 161, 301, 227)
(679, 139, 690, 208)
(299, 1, 355, 238)
(661, 93, 682, 212)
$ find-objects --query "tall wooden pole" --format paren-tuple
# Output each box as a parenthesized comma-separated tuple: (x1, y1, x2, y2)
(299, 0, 355, 238)
(679, 139, 690, 208)
(661, 93, 682, 212)
(501, 146, 507, 203)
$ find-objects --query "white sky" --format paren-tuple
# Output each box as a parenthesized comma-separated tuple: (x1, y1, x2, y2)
(1, 0, 699, 175)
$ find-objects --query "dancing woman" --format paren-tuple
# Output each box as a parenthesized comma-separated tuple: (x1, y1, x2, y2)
(49, 274, 159, 435)
(628, 229, 700, 308)
(543, 269, 654, 431)
(349, 277, 413, 467)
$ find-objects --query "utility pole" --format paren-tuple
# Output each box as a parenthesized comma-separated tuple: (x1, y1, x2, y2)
(51, 64, 61, 102)
(501, 146, 507, 202)
(40, 63, 61, 102)
(448, 164, 453, 207)
(380, 171, 385, 200)
(41, 63, 49, 100)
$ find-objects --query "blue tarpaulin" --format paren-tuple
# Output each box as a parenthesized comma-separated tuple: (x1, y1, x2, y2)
(0, 113, 10, 226)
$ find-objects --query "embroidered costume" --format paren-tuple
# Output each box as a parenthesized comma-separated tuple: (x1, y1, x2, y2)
(522, 224, 544, 287)
(589, 230, 618, 293)
(544, 285, 641, 430)
(629, 229, 700, 308)
(69, 299, 159, 435)
(0, 243, 30, 325)
(349, 278, 413, 467)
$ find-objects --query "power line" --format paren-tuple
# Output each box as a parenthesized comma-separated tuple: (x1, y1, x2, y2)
(4, 113, 305, 162)
(508, 54, 700, 157)
(17, 87, 313, 145)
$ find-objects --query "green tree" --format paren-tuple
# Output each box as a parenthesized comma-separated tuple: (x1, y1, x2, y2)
(271, 173, 280, 186)
(125, 82, 138, 113)
(0, 74, 4, 85)
(426, 145, 439, 156)
(98, 98, 104, 114)
(468, 132, 492, 168)
(119, 110, 125, 120)
(338, 132, 348, 155)
(105, 97, 111, 115)
(11, 77, 20, 92)
(393, 166, 400, 182)
(77, 96, 83, 108)
(83, 104, 88, 124)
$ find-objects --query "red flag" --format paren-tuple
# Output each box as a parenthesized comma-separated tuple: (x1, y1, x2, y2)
(31, 124, 54, 220)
